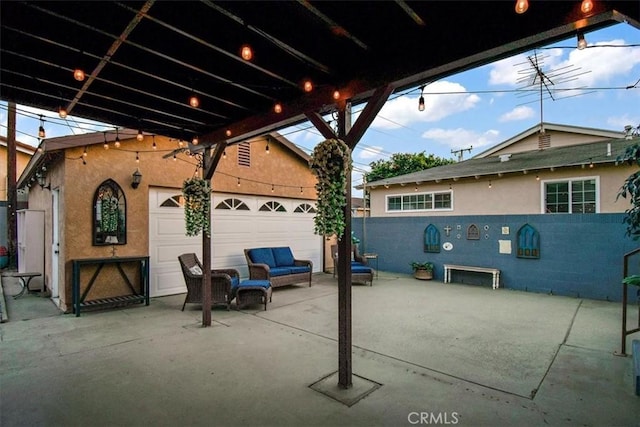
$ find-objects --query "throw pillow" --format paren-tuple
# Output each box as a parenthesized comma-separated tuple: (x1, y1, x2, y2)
(189, 265, 203, 275)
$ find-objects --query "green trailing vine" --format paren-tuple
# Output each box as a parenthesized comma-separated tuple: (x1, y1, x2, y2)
(309, 138, 352, 239)
(182, 177, 211, 237)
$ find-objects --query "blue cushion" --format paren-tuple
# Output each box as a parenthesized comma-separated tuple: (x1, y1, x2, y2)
(249, 248, 276, 268)
(352, 266, 372, 274)
(273, 247, 295, 267)
(233, 279, 271, 292)
(289, 266, 310, 274)
(230, 276, 239, 287)
(269, 267, 292, 277)
(351, 261, 365, 267)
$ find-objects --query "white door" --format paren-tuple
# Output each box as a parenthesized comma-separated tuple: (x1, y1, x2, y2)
(148, 188, 322, 297)
(51, 189, 60, 299)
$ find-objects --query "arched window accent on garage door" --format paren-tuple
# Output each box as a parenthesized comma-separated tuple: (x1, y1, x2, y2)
(294, 203, 316, 213)
(160, 195, 184, 207)
(215, 198, 250, 210)
(259, 201, 286, 212)
(517, 223, 540, 259)
(424, 224, 440, 253)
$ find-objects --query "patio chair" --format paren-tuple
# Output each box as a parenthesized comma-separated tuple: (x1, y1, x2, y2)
(331, 244, 374, 286)
(178, 253, 240, 311)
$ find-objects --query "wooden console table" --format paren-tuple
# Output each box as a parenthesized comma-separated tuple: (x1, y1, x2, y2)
(72, 256, 150, 317)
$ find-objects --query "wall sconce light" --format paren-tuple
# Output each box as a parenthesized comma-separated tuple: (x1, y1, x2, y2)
(131, 169, 142, 189)
(577, 31, 587, 50)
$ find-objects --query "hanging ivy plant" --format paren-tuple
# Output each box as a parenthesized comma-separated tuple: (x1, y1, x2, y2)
(309, 138, 352, 239)
(182, 177, 211, 237)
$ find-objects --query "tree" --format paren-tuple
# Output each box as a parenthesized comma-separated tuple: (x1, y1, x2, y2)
(617, 127, 640, 239)
(364, 152, 455, 183)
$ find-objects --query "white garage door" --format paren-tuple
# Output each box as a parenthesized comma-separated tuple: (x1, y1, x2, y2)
(148, 187, 323, 297)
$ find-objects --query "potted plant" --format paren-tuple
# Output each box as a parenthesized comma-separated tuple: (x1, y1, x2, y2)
(410, 261, 434, 280)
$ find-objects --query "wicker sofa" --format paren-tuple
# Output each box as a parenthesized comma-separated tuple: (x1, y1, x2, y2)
(244, 247, 313, 288)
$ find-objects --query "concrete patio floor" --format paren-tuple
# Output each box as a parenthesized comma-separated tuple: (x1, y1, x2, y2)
(1, 271, 638, 426)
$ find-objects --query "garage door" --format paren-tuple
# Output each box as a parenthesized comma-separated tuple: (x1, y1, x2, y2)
(148, 187, 323, 297)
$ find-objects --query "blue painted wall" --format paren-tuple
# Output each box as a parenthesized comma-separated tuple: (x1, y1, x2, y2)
(353, 214, 639, 301)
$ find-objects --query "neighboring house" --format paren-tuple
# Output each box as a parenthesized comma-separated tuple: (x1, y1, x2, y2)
(17, 130, 319, 312)
(351, 197, 369, 218)
(358, 123, 639, 301)
(0, 136, 35, 245)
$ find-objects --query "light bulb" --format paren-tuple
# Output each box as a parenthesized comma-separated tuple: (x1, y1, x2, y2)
(137, 129, 144, 141)
(581, 0, 593, 14)
(515, 0, 528, 14)
(241, 45, 253, 61)
(274, 103, 282, 114)
(58, 107, 67, 118)
(303, 80, 313, 92)
(189, 95, 199, 108)
(73, 69, 85, 81)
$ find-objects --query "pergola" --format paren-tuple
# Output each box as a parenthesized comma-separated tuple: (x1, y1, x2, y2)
(2, 0, 638, 389)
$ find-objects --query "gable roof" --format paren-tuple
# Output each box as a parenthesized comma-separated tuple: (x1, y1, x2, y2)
(473, 122, 624, 158)
(363, 136, 638, 189)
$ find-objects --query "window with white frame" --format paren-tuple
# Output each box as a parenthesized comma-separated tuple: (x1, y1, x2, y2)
(386, 191, 452, 212)
(543, 177, 597, 214)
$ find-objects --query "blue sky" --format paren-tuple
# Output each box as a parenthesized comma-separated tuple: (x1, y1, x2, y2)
(2, 22, 639, 192)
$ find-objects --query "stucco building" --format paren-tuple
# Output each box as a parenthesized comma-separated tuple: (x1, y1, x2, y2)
(18, 130, 319, 312)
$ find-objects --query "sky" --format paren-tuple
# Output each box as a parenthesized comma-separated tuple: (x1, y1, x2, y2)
(1, 22, 639, 193)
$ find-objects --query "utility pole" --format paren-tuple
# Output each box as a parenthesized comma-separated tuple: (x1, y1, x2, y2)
(451, 146, 472, 162)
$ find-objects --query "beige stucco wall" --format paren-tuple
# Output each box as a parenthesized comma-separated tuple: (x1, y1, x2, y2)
(369, 163, 634, 217)
(0, 144, 34, 201)
(490, 130, 616, 156)
(26, 133, 317, 312)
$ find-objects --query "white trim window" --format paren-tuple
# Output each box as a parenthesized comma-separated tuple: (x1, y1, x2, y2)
(386, 191, 452, 212)
(542, 176, 598, 214)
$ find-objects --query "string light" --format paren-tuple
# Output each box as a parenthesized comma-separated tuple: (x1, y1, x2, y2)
(58, 106, 68, 118)
(303, 80, 313, 93)
(192, 135, 199, 145)
(173, 153, 177, 161)
(103, 132, 109, 150)
(300, 186, 303, 194)
(82, 156, 86, 165)
(136, 152, 140, 163)
(274, 103, 283, 114)
(265, 141, 270, 154)
(577, 31, 587, 50)
(515, 0, 528, 14)
(488, 180, 492, 189)
(240, 45, 253, 61)
(223, 150, 227, 159)
(137, 129, 144, 141)
(114, 129, 120, 148)
(580, 0, 593, 14)
(271, 184, 274, 193)
(225, 129, 232, 137)
(38, 115, 45, 139)
(83, 146, 88, 157)
(237, 177, 241, 187)
(73, 68, 86, 81)
(152, 135, 157, 150)
(418, 85, 425, 112)
(333, 90, 340, 100)
(189, 94, 199, 108)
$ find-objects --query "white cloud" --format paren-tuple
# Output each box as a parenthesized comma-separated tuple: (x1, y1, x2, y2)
(499, 106, 535, 122)
(607, 114, 640, 131)
(371, 81, 481, 129)
(421, 128, 501, 153)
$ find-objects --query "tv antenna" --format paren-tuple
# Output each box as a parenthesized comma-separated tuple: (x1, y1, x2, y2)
(451, 146, 472, 162)
(515, 51, 593, 133)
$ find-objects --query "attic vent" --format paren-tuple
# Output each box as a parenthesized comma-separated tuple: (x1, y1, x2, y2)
(538, 133, 551, 150)
(499, 154, 512, 162)
(238, 142, 251, 167)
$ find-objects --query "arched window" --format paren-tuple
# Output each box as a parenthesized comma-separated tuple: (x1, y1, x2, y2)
(467, 224, 480, 240)
(517, 224, 540, 259)
(294, 203, 316, 213)
(93, 179, 126, 245)
(424, 224, 440, 253)
(160, 195, 184, 207)
(215, 198, 249, 210)
(259, 201, 286, 212)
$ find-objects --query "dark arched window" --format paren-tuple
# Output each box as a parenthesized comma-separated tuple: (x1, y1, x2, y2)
(424, 224, 440, 253)
(517, 224, 540, 259)
(93, 179, 126, 245)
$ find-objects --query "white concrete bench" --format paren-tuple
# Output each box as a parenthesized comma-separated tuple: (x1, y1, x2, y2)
(443, 264, 500, 289)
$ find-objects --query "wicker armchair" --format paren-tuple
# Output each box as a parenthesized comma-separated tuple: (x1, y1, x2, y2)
(331, 244, 373, 286)
(178, 253, 239, 311)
